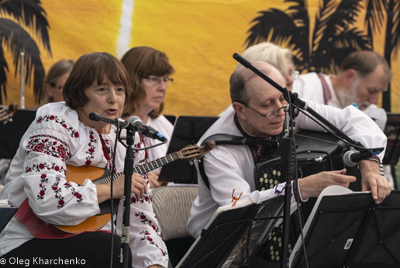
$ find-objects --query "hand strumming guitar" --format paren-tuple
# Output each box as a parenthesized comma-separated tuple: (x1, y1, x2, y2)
(97, 173, 147, 203)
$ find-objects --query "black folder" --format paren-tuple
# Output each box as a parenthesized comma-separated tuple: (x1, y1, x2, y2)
(290, 188, 400, 268)
(177, 195, 284, 268)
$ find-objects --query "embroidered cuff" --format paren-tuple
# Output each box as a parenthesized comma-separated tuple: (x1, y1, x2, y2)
(368, 155, 381, 164)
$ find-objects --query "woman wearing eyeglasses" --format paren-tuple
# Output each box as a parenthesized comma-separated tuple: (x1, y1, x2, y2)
(42, 59, 75, 104)
(121, 46, 175, 188)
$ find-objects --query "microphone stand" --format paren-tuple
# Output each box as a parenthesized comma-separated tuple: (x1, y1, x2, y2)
(120, 123, 135, 268)
(232, 53, 368, 268)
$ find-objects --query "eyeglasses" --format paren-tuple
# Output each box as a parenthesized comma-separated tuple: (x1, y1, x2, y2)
(50, 82, 63, 91)
(143, 75, 174, 87)
(237, 101, 288, 119)
(290, 70, 299, 80)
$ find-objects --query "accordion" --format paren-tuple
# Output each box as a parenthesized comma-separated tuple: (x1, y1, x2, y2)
(253, 129, 361, 262)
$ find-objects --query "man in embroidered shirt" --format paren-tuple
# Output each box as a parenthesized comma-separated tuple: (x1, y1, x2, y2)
(187, 60, 391, 266)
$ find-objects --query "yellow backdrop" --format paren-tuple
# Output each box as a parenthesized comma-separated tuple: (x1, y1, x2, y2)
(2, 0, 399, 116)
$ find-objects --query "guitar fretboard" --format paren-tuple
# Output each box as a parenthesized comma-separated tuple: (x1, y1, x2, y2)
(93, 152, 180, 185)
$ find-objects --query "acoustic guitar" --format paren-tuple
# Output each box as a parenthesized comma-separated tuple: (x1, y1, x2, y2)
(0, 103, 18, 124)
(51, 141, 215, 233)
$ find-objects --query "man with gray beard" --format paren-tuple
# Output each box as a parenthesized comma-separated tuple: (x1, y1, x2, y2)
(293, 51, 391, 127)
(293, 50, 394, 187)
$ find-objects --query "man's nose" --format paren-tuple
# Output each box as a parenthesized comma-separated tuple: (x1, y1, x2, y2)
(369, 93, 380, 104)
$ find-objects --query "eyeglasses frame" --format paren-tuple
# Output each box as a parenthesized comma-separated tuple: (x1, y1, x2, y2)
(236, 101, 288, 119)
(143, 75, 174, 87)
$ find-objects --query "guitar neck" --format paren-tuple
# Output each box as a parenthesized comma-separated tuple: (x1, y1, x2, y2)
(133, 152, 180, 175)
(94, 152, 180, 185)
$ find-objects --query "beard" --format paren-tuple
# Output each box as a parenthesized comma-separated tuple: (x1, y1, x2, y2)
(336, 80, 370, 110)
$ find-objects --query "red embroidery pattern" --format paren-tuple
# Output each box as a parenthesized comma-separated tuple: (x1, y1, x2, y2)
(37, 115, 80, 138)
(100, 136, 114, 170)
(26, 135, 70, 162)
(130, 193, 152, 204)
(140, 231, 167, 256)
(25, 162, 66, 174)
(51, 177, 83, 209)
(135, 212, 160, 235)
(37, 174, 49, 200)
(85, 131, 97, 167)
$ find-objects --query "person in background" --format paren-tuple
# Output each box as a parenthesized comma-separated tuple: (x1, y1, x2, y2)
(293, 50, 394, 187)
(42, 59, 75, 104)
(0, 52, 167, 268)
(121, 46, 175, 188)
(293, 50, 391, 112)
(220, 42, 298, 117)
(0, 60, 75, 186)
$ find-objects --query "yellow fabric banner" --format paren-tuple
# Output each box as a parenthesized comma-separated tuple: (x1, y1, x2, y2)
(2, 0, 398, 115)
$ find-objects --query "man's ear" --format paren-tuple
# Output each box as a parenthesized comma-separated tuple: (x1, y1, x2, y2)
(232, 102, 246, 120)
(343, 69, 357, 88)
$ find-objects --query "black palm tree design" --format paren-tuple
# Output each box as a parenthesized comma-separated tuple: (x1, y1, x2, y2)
(365, 0, 400, 111)
(0, 0, 51, 104)
(245, 0, 371, 74)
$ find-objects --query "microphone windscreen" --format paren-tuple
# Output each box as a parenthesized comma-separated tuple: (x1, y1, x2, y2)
(127, 116, 141, 124)
(89, 112, 99, 121)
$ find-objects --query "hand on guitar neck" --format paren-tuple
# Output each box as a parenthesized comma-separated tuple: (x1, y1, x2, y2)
(96, 173, 148, 204)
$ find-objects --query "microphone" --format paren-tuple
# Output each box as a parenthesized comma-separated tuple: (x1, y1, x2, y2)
(88, 112, 129, 127)
(126, 116, 167, 142)
(88, 112, 167, 142)
(342, 150, 381, 167)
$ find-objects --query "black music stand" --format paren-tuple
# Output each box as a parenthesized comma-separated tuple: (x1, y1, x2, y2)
(289, 188, 400, 268)
(176, 195, 284, 268)
(0, 108, 36, 159)
(164, 115, 176, 125)
(158, 115, 218, 184)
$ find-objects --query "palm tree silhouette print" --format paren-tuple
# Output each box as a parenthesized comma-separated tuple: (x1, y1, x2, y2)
(246, 0, 371, 74)
(0, 0, 51, 104)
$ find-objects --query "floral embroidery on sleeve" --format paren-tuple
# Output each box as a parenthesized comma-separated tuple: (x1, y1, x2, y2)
(130, 192, 152, 204)
(37, 174, 48, 200)
(25, 162, 66, 174)
(140, 231, 167, 256)
(36, 173, 83, 209)
(51, 176, 83, 209)
(135, 212, 161, 235)
(37, 115, 80, 138)
(26, 135, 71, 162)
